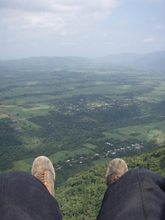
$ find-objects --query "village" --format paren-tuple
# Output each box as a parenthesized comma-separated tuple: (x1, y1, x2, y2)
(56, 141, 143, 171)
(57, 96, 133, 114)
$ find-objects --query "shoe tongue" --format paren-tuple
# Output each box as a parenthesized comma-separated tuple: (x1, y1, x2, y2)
(110, 166, 116, 174)
(115, 162, 127, 175)
(44, 161, 51, 170)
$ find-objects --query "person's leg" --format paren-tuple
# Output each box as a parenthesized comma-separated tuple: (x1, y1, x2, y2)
(0, 157, 62, 220)
(97, 159, 165, 220)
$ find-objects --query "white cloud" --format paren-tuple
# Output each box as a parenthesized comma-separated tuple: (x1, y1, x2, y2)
(142, 37, 155, 42)
(0, 0, 119, 12)
(154, 24, 165, 29)
(0, 0, 79, 13)
(0, 0, 119, 30)
(0, 9, 65, 30)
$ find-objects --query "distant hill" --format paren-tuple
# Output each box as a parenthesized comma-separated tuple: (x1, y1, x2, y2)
(0, 56, 91, 69)
(134, 50, 165, 70)
(97, 52, 142, 64)
(97, 50, 165, 70)
(150, 58, 165, 70)
(0, 50, 164, 70)
(55, 145, 165, 220)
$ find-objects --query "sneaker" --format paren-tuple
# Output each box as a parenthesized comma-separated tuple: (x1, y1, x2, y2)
(31, 156, 55, 197)
(106, 158, 128, 187)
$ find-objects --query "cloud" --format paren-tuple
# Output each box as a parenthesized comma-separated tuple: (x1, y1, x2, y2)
(0, 8, 65, 30)
(118, 20, 129, 25)
(0, 0, 119, 12)
(142, 37, 155, 42)
(154, 24, 165, 29)
(0, 0, 79, 13)
(0, 0, 119, 31)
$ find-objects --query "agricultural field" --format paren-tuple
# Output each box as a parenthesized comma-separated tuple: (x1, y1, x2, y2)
(103, 120, 165, 143)
(0, 64, 165, 186)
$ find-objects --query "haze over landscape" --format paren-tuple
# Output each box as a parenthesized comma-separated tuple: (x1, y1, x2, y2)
(0, 0, 165, 60)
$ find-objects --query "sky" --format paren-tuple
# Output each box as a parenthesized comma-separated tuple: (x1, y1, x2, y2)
(0, 0, 165, 59)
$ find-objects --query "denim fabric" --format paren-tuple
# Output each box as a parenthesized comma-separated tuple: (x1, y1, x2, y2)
(97, 169, 165, 220)
(0, 171, 62, 220)
(1, 169, 165, 220)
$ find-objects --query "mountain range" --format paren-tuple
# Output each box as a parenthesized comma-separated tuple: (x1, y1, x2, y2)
(98, 50, 165, 70)
(0, 50, 165, 70)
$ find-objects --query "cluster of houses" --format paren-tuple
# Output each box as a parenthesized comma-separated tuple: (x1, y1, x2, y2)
(56, 141, 143, 171)
(60, 97, 132, 113)
(105, 142, 143, 156)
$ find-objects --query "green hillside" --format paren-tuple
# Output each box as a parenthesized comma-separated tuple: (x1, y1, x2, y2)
(55, 145, 165, 220)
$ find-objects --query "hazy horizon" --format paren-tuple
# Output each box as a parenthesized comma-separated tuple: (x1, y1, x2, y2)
(1, 49, 165, 62)
(0, 0, 165, 60)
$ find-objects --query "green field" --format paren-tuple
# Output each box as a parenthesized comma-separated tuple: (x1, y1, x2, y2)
(83, 143, 97, 149)
(103, 120, 165, 143)
(49, 148, 94, 164)
(0, 64, 165, 181)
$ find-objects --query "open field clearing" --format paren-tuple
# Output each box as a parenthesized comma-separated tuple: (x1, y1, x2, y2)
(49, 148, 94, 164)
(103, 120, 165, 143)
(0, 103, 51, 120)
(83, 143, 97, 149)
(136, 80, 165, 102)
(136, 90, 165, 102)
(8, 160, 32, 173)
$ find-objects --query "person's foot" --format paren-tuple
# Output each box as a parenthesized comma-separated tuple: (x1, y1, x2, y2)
(31, 156, 55, 197)
(106, 158, 128, 187)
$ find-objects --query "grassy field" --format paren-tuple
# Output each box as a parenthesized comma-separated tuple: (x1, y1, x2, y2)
(135, 81, 165, 102)
(83, 143, 97, 149)
(49, 148, 94, 164)
(103, 120, 165, 143)
(8, 159, 32, 173)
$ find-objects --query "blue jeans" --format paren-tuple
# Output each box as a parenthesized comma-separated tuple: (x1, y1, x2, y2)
(1, 169, 165, 219)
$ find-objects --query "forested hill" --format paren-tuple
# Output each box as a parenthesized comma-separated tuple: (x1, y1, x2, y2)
(55, 145, 165, 220)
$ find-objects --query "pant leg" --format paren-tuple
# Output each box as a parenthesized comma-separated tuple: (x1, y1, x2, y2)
(0, 171, 62, 220)
(97, 169, 165, 220)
